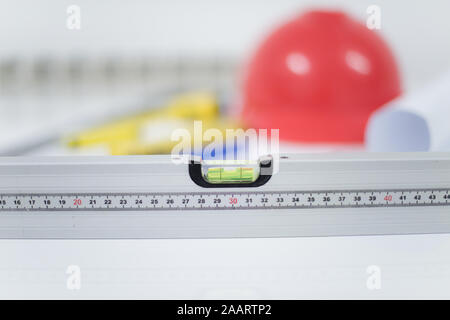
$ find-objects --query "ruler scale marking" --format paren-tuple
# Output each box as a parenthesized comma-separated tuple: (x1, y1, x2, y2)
(0, 188, 449, 212)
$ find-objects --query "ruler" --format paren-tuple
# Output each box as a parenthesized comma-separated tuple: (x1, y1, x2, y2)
(1, 189, 449, 211)
(1, 153, 450, 238)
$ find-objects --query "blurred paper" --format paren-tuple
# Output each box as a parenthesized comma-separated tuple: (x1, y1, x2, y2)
(366, 71, 450, 151)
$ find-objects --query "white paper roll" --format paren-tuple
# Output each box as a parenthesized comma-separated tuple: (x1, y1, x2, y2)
(366, 71, 450, 151)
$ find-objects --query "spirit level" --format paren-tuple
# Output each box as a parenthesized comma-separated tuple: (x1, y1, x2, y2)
(1, 153, 450, 239)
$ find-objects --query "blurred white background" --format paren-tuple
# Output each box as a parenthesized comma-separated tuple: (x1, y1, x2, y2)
(1, 0, 450, 154)
(1, 0, 450, 89)
(1, 0, 450, 155)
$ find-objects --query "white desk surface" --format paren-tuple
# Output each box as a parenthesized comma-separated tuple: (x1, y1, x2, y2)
(0, 142, 447, 299)
(2, 233, 450, 299)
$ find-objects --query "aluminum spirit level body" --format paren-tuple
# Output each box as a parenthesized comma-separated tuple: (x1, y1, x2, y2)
(1, 153, 450, 239)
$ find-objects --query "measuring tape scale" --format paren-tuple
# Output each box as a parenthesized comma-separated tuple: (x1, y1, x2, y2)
(1, 188, 449, 212)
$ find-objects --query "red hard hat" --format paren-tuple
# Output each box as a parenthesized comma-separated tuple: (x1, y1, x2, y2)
(239, 10, 402, 143)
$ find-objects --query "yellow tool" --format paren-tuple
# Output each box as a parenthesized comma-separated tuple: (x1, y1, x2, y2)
(66, 91, 219, 148)
(108, 118, 241, 155)
(65, 91, 242, 155)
